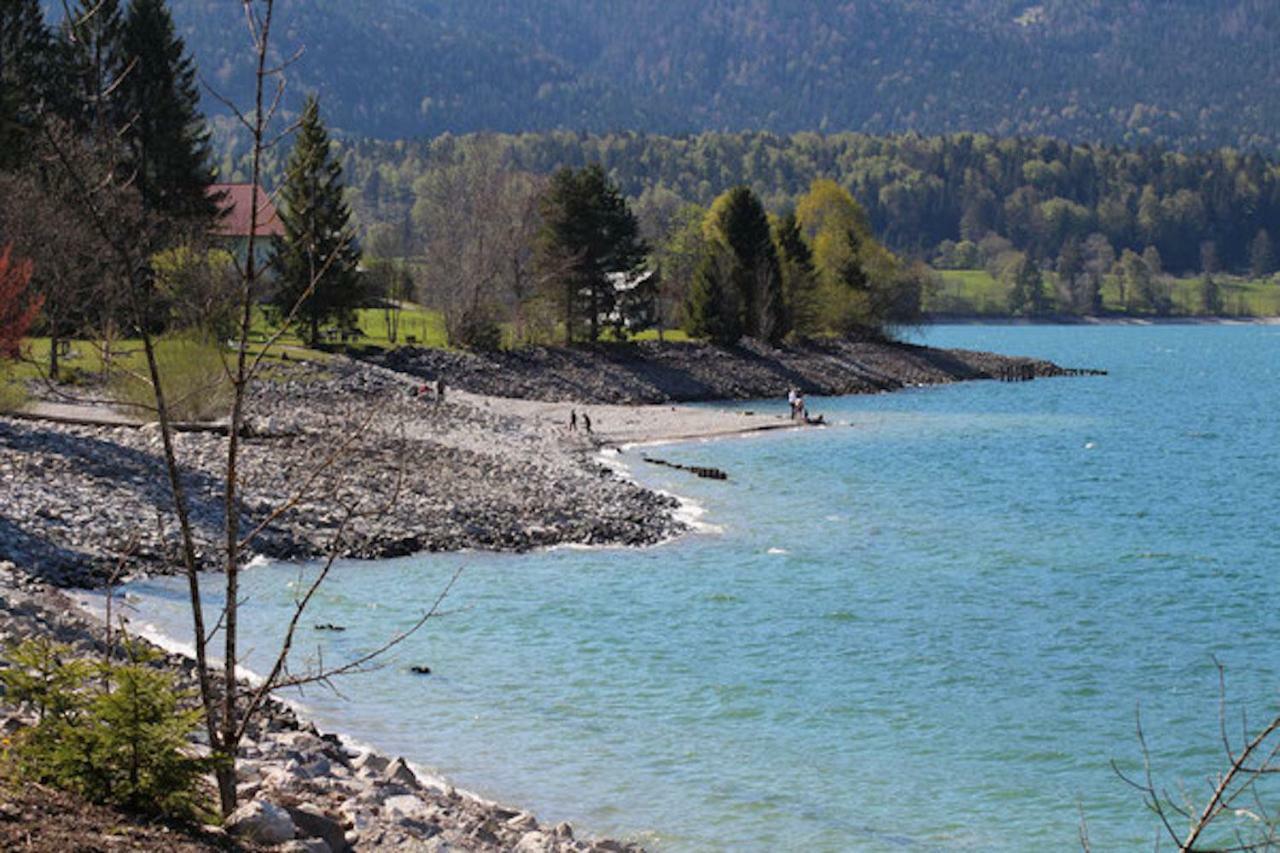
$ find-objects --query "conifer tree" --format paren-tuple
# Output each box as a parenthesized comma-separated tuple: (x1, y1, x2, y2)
(684, 245, 742, 346)
(774, 211, 819, 338)
(0, 0, 56, 170)
(536, 163, 647, 343)
(121, 0, 218, 230)
(1249, 228, 1275, 279)
(271, 96, 362, 346)
(702, 186, 785, 343)
(61, 0, 128, 133)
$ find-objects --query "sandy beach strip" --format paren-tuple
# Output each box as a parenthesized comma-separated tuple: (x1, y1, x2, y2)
(458, 389, 804, 447)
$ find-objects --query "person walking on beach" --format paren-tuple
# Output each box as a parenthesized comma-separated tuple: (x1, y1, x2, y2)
(569, 409, 578, 431)
(582, 412, 592, 434)
(435, 377, 445, 403)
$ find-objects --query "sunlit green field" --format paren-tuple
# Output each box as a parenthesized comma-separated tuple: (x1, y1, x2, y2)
(929, 268, 1280, 317)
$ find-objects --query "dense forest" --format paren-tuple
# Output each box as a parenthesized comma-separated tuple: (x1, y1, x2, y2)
(38, 0, 1280, 151)
(284, 131, 1280, 279)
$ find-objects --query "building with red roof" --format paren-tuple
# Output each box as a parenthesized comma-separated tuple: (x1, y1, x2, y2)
(208, 183, 284, 274)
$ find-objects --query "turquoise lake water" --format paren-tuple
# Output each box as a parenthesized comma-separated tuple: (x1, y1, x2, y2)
(115, 325, 1280, 850)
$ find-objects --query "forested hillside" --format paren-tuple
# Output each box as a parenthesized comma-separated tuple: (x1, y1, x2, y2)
(40, 0, 1280, 151)
(317, 131, 1279, 278)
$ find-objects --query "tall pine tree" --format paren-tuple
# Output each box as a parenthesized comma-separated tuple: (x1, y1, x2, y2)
(0, 0, 56, 170)
(271, 96, 362, 346)
(774, 211, 819, 338)
(536, 163, 647, 344)
(61, 0, 128, 134)
(121, 0, 218, 231)
(701, 186, 786, 344)
(684, 244, 743, 346)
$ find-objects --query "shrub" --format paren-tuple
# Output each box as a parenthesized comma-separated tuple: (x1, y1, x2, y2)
(110, 335, 231, 422)
(0, 373, 27, 413)
(0, 638, 215, 820)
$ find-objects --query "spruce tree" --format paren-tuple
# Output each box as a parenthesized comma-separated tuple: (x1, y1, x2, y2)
(121, 0, 218, 230)
(0, 0, 56, 169)
(271, 96, 362, 346)
(536, 163, 647, 343)
(704, 186, 785, 343)
(684, 245, 742, 346)
(774, 211, 819, 338)
(1249, 229, 1276, 279)
(61, 0, 128, 133)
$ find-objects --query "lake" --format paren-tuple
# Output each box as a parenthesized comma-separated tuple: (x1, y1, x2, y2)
(116, 324, 1280, 850)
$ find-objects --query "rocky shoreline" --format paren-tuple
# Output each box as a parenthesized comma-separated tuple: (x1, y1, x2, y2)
(1, 357, 682, 588)
(371, 336, 1078, 404)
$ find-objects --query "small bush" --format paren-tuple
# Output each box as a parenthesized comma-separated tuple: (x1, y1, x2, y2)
(0, 638, 215, 820)
(0, 373, 27, 413)
(110, 335, 231, 422)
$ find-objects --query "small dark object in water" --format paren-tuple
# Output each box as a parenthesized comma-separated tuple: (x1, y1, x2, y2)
(642, 456, 729, 480)
(410, 665, 432, 675)
(314, 623, 346, 632)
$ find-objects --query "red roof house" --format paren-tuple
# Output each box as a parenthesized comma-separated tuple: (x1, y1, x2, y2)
(209, 183, 285, 239)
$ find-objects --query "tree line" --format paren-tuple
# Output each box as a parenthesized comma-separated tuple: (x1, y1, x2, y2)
(327, 130, 1280, 287)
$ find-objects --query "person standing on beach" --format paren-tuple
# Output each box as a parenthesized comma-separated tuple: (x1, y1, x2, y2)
(583, 412, 592, 434)
(787, 387, 799, 420)
(569, 409, 578, 431)
(436, 377, 445, 403)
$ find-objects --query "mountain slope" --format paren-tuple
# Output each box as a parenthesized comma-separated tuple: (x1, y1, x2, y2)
(40, 0, 1280, 149)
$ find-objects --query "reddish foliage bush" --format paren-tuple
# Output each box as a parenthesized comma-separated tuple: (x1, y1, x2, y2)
(0, 243, 41, 359)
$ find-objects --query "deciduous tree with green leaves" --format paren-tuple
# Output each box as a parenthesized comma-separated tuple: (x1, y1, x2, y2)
(271, 95, 362, 345)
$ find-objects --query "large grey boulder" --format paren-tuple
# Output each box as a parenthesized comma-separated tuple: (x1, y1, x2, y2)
(226, 798, 297, 845)
(287, 802, 349, 853)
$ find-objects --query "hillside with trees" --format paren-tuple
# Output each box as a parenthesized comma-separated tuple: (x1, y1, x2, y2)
(39, 0, 1280, 151)
(329, 130, 1280, 278)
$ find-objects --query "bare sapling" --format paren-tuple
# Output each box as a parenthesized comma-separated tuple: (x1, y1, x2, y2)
(32, 0, 455, 818)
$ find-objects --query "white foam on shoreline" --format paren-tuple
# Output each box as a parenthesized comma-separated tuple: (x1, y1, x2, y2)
(72, 588, 267, 685)
(599, 446, 724, 536)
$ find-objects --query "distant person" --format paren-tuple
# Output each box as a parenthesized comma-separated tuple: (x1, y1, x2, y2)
(583, 412, 592, 434)
(787, 387, 799, 420)
(435, 377, 445, 403)
(569, 409, 578, 431)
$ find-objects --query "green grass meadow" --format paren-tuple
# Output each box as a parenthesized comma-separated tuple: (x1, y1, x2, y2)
(929, 268, 1280, 317)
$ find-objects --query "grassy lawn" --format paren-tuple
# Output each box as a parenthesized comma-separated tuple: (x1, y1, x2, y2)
(928, 269, 1008, 315)
(245, 304, 449, 350)
(931, 268, 1280, 318)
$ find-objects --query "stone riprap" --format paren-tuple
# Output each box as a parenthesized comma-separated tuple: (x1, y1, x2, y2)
(372, 336, 1071, 404)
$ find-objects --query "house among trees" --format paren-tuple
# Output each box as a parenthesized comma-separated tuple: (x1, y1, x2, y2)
(208, 183, 283, 273)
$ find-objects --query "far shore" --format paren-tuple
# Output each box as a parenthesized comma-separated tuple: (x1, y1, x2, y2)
(923, 313, 1280, 326)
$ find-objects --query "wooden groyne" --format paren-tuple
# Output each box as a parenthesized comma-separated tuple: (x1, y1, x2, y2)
(641, 456, 729, 481)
